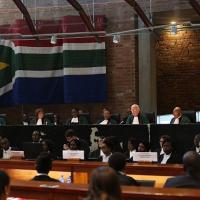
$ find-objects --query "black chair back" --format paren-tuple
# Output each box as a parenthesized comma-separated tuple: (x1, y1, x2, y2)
(80, 112, 91, 124)
(182, 111, 196, 123)
(144, 112, 156, 124)
(111, 113, 121, 124)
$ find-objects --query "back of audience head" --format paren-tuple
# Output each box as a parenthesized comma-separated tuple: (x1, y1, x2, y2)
(0, 138, 10, 151)
(159, 135, 171, 148)
(87, 166, 121, 200)
(69, 139, 81, 150)
(162, 140, 174, 155)
(32, 131, 41, 143)
(138, 141, 149, 152)
(0, 171, 10, 200)
(108, 152, 126, 172)
(128, 138, 138, 152)
(183, 151, 200, 179)
(36, 152, 52, 174)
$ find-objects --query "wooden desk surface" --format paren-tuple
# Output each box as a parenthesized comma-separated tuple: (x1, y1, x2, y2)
(10, 180, 200, 200)
(0, 159, 185, 176)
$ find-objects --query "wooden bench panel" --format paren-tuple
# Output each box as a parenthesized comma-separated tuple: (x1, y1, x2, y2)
(10, 180, 200, 200)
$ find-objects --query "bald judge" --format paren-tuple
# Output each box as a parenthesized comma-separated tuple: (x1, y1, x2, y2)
(126, 104, 149, 125)
(170, 107, 191, 124)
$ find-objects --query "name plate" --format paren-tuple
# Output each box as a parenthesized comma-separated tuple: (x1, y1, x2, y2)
(10, 151, 24, 158)
(131, 152, 158, 162)
(62, 150, 84, 160)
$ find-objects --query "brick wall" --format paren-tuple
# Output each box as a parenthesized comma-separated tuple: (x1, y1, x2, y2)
(156, 29, 200, 114)
(0, 2, 138, 124)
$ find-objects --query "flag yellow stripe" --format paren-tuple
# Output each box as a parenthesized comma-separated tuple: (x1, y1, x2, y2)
(0, 62, 8, 70)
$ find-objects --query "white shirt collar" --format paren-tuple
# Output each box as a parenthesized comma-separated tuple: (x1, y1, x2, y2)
(71, 117, 79, 123)
(161, 153, 171, 164)
(160, 148, 164, 155)
(36, 118, 43, 125)
(102, 153, 112, 162)
(132, 116, 139, 124)
(100, 120, 108, 125)
(173, 118, 179, 124)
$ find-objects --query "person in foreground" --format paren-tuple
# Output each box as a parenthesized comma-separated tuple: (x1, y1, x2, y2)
(32, 152, 59, 182)
(164, 151, 200, 188)
(0, 171, 10, 200)
(158, 140, 181, 164)
(86, 166, 122, 200)
(108, 152, 139, 186)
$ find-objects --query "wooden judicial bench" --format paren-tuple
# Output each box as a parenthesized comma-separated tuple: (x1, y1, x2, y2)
(0, 159, 185, 188)
(10, 180, 200, 200)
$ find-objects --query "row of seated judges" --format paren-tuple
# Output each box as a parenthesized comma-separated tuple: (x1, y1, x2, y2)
(0, 105, 196, 126)
(0, 149, 200, 200)
(0, 129, 200, 164)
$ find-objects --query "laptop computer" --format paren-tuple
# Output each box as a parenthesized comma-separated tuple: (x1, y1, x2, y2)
(23, 142, 43, 160)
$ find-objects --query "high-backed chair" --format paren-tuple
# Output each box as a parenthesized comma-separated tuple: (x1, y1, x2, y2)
(80, 112, 91, 124)
(182, 111, 196, 123)
(111, 113, 121, 124)
(144, 112, 156, 124)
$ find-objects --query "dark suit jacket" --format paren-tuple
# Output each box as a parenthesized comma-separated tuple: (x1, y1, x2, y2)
(126, 114, 149, 124)
(158, 152, 182, 164)
(164, 175, 200, 188)
(117, 172, 139, 186)
(32, 175, 59, 182)
(170, 116, 191, 124)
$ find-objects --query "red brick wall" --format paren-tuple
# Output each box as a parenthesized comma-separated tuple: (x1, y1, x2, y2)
(0, 2, 138, 124)
(156, 30, 200, 114)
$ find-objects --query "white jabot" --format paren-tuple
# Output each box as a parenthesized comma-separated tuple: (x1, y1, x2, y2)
(196, 147, 200, 154)
(129, 149, 136, 158)
(36, 119, 43, 125)
(173, 118, 179, 124)
(3, 147, 11, 159)
(102, 153, 112, 162)
(100, 150, 104, 156)
(71, 117, 79, 123)
(161, 153, 171, 164)
(100, 120, 108, 125)
(132, 116, 139, 125)
(160, 148, 164, 155)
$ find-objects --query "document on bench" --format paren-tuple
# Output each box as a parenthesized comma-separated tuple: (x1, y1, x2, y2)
(62, 150, 84, 160)
(131, 152, 158, 162)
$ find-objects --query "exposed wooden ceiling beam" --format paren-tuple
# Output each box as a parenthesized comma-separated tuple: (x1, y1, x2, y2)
(66, 0, 96, 32)
(189, 0, 200, 17)
(124, 0, 153, 27)
(12, 0, 37, 35)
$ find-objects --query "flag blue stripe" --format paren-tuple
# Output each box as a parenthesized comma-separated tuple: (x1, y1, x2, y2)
(64, 74, 107, 103)
(0, 75, 106, 105)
